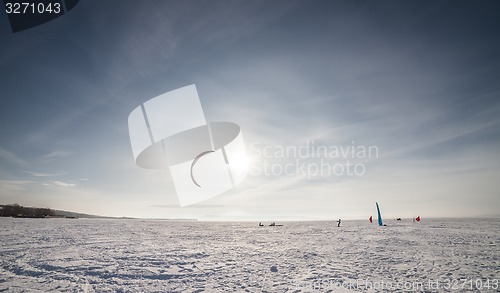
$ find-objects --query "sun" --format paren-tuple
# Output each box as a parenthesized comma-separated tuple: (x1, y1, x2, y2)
(230, 152, 249, 174)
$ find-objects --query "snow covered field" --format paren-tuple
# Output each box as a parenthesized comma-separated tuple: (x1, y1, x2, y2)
(0, 218, 498, 292)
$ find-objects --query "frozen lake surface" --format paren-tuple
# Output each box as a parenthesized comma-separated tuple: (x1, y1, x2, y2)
(1, 218, 499, 292)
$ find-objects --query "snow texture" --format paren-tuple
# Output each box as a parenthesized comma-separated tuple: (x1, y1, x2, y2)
(1, 218, 499, 292)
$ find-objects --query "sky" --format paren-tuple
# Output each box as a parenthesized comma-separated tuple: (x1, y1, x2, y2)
(1, 0, 499, 220)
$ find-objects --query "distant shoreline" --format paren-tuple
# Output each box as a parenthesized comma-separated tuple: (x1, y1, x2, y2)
(2, 204, 498, 222)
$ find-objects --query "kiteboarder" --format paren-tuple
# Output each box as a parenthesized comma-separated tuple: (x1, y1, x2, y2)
(337, 219, 341, 227)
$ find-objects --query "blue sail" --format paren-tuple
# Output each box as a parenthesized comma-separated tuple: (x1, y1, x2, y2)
(376, 202, 383, 226)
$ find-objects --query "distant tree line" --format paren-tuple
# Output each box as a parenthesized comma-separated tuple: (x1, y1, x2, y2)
(0, 203, 55, 218)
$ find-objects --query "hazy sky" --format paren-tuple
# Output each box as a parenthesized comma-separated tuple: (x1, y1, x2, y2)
(1, 1, 499, 220)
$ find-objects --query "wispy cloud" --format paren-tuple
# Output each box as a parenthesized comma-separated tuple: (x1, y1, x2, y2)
(0, 146, 28, 168)
(50, 181, 77, 188)
(0, 180, 34, 191)
(24, 171, 66, 177)
(41, 150, 74, 159)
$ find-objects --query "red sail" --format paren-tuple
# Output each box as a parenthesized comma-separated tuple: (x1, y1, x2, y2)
(369, 216, 373, 223)
(416, 216, 420, 222)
